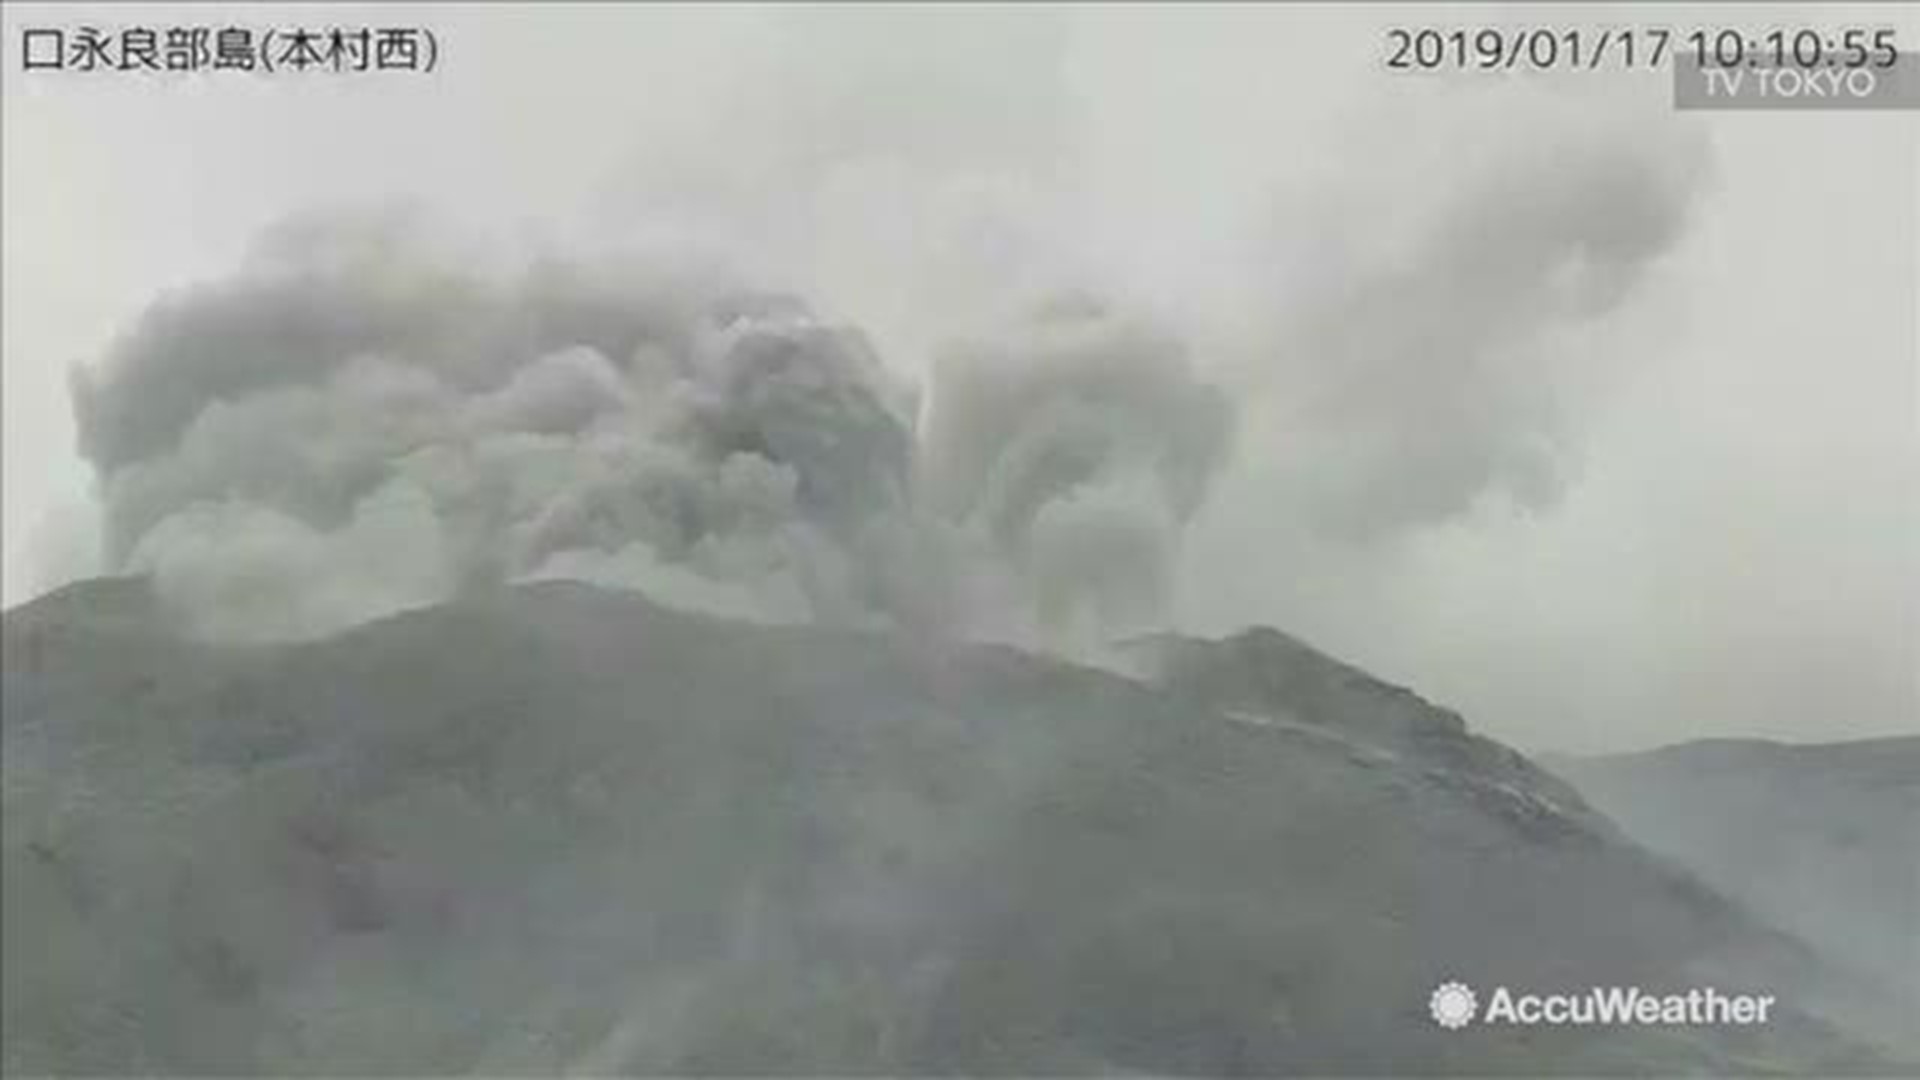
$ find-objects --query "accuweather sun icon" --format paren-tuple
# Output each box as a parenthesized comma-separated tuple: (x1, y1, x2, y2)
(1430, 981, 1478, 1029)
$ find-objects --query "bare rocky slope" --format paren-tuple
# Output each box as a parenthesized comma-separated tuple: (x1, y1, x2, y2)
(2, 578, 1908, 1075)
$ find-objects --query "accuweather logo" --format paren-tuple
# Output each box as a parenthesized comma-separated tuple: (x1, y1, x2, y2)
(1429, 982, 1478, 1029)
(1428, 981, 1776, 1030)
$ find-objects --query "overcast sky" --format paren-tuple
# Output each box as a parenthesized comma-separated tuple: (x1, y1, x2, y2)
(4, 3, 1914, 753)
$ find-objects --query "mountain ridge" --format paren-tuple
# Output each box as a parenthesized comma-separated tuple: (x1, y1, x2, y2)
(3, 576, 1908, 1074)
(1548, 731, 1919, 1057)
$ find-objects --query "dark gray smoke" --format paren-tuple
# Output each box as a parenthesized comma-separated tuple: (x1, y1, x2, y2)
(70, 212, 1225, 641)
(921, 294, 1230, 635)
(72, 213, 944, 638)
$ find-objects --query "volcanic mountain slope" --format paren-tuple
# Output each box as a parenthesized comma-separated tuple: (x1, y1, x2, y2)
(1549, 736, 1920, 1050)
(2, 578, 1908, 1075)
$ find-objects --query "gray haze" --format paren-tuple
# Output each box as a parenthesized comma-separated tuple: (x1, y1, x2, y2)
(4, 3, 1916, 752)
(1550, 737, 1920, 1017)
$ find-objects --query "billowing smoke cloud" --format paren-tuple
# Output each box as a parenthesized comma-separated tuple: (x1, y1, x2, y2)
(72, 213, 953, 639)
(23, 7, 1911, 763)
(921, 294, 1229, 636)
(59, 67, 1707, 655)
(71, 211, 1225, 642)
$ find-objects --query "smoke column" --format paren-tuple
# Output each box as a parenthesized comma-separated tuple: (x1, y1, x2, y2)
(69, 211, 1229, 642)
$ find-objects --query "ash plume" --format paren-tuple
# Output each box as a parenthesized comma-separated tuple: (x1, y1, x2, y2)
(59, 89, 1709, 651)
(69, 213, 1228, 642)
(921, 294, 1230, 636)
(73, 214, 939, 639)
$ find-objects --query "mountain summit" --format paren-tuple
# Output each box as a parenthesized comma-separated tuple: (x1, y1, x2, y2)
(3, 579, 1906, 1074)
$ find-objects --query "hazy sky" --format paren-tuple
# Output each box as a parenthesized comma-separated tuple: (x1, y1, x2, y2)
(3, 3, 1914, 753)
